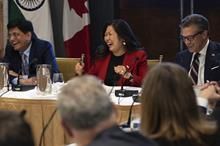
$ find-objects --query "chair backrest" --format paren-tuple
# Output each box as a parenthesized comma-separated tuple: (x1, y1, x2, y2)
(147, 59, 160, 70)
(56, 57, 80, 82)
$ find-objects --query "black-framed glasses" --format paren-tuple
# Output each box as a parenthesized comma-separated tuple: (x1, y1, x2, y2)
(180, 30, 204, 42)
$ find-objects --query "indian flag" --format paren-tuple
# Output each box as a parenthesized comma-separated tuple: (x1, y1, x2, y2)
(7, 0, 54, 45)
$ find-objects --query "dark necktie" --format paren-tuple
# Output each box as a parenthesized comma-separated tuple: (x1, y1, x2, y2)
(190, 53, 200, 85)
(21, 53, 29, 75)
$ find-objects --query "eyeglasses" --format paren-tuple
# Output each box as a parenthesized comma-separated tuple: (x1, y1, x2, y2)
(180, 30, 204, 42)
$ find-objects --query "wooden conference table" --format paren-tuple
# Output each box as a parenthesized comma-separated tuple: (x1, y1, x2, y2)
(0, 86, 141, 146)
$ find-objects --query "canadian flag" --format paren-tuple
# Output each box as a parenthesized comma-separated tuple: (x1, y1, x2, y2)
(63, 0, 91, 70)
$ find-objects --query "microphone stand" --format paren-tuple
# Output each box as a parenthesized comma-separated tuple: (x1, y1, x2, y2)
(39, 108, 57, 146)
(12, 72, 22, 91)
(120, 95, 139, 128)
(115, 58, 139, 97)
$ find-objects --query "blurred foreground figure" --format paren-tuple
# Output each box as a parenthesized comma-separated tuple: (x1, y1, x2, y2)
(141, 63, 220, 146)
(0, 110, 34, 146)
(57, 75, 156, 146)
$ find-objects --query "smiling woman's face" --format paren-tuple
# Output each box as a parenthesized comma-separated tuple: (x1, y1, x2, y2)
(104, 25, 125, 56)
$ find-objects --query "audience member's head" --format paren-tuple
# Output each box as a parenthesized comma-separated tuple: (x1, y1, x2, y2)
(0, 110, 34, 146)
(57, 75, 116, 145)
(141, 63, 216, 144)
(7, 19, 34, 51)
(179, 14, 209, 53)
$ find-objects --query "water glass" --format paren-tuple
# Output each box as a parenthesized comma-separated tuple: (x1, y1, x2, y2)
(53, 73, 64, 83)
(36, 64, 52, 95)
(0, 63, 8, 90)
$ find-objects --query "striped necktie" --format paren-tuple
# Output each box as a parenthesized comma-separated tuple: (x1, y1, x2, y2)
(21, 53, 29, 75)
(189, 53, 200, 85)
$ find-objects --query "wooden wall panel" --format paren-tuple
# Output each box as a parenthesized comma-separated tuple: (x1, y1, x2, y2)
(118, 0, 220, 61)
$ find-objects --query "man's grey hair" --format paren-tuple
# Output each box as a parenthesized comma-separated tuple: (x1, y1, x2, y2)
(57, 75, 113, 130)
(180, 14, 209, 31)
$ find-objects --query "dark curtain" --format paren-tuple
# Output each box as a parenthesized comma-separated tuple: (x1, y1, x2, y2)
(49, 0, 65, 57)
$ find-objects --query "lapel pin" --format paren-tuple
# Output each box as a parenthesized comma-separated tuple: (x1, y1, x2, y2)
(211, 53, 215, 56)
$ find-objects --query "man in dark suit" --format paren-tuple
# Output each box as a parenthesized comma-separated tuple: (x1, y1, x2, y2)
(4, 19, 59, 85)
(176, 14, 220, 85)
(57, 75, 156, 146)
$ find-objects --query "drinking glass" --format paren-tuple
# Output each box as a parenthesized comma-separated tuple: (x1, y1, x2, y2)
(53, 73, 64, 83)
(0, 63, 8, 90)
(36, 64, 52, 95)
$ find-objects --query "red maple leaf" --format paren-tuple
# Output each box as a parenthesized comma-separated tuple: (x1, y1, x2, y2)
(67, 0, 89, 17)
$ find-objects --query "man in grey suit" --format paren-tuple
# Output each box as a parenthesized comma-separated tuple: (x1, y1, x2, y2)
(176, 14, 220, 85)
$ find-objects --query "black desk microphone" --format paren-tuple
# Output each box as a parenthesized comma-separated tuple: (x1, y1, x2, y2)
(80, 53, 85, 65)
(115, 57, 139, 97)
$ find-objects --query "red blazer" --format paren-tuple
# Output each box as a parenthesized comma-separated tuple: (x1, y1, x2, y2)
(88, 50, 148, 87)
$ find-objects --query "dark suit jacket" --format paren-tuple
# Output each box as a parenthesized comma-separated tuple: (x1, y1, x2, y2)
(199, 105, 220, 126)
(4, 36, 59, 82)
(88, 125, 156, 146)
(88, 50, 148, 87)
(175, 41, 220, 83)
(155, 134, 220, 146)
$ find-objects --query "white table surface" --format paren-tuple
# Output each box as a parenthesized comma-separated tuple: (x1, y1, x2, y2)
(0, 84, 141, 105)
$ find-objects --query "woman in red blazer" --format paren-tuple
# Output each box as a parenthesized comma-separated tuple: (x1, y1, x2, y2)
(75, 19, 148, 87)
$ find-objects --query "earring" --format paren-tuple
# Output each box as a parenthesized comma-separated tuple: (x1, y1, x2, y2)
(122, 41, 126, 46)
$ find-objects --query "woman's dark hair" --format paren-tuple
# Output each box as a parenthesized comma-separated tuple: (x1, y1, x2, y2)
(96, 19, 142, 58)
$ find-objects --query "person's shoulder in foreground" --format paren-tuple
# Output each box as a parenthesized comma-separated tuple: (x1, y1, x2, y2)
(88, 125, 156, 146)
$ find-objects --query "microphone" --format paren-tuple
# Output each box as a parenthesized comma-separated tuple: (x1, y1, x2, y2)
(120, 95, 139, 129)
(39, 108, 57, 146)
(11, 70, 22, 91)
(159, 54, 163, 63)
(115, 57, 139, 97)
(80, 53, 85, 65)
